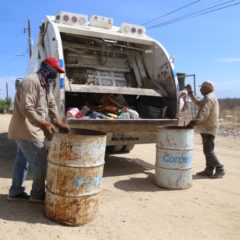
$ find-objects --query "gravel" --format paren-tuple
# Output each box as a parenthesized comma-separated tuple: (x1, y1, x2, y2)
(218, 128, 240, 137)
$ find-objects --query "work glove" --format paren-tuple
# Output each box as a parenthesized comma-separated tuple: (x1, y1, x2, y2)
(38, 120, 56, 141)
(185, 84, 193, 95)
(186, 120, 197, 128)
(54, 120, 71, 133)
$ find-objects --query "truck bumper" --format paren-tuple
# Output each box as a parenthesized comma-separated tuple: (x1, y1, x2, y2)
(67, 119, 179, 145)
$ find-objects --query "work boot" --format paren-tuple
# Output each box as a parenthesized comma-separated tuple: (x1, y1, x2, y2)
(29, 193, 45, 204)
(196, 167, 214, 177)
(212, 168, 225, 178)
(7, 192, 30, 201)
(29, 197, 45, 204)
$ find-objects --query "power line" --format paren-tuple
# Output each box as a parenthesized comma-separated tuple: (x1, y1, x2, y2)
(143, 0, 233, 26)
(0, 50, 15, 56)
(0, 50, 26, 70)
(147, 0, 238, 28)
(98, 0, 128, 15)
(148, 0, 240, 29)
(0, 57, 18, 68)
(147, 0, 240, 30)
(142, 0, 202, 26)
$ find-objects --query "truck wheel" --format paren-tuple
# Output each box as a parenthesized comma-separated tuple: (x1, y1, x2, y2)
(122, 144, 135, 153)
(106, 145, 124, 154)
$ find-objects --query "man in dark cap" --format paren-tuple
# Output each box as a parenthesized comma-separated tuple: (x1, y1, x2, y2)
(7, 57, 70, 203)
(186, 81, 225, 178)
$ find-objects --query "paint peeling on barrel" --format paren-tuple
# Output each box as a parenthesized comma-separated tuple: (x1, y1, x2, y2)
(45, 129, 106, 225)
(46, 162, 104, 196)
(45, 189, 99, 226)
(48, 130, 106, 167)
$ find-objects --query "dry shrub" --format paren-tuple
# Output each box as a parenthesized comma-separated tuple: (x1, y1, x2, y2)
(179, 98, 240, 128)
(219, 98, 240, 110)
(218, 98, 240, 130)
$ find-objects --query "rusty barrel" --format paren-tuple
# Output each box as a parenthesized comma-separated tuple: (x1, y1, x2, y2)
(45, 129, 106, 225)
(155, 126, 194, 189)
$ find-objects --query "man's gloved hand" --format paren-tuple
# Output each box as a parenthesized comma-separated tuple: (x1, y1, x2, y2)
(38, 121, 56, 140)
(185, 84, 193, 95)
(186, 120, 197, 128)
(54, 120, 71, 133)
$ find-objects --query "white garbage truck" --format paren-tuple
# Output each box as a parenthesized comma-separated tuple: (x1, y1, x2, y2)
(27, 11, 180, 152)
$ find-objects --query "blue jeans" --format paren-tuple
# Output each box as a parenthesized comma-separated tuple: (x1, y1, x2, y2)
(9, 140, 47, 198)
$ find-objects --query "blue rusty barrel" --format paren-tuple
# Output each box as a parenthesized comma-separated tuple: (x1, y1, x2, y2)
(45, 129, 106, 225)
(155, 126, 194, 189)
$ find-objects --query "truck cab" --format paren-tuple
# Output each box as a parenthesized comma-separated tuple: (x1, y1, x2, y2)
(27, 11, 179, 152)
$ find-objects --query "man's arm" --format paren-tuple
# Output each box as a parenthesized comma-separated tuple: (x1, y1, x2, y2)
(185, 84, 202, 106)
(19, 78, 42, 125)
(47, 90, 60, 124)
(186, 98, 213, 128)
(48, 90, 70, 133)
(19, 78, 57, 140)
(195, 98, 213, 123)
(189, 92, 203, 107)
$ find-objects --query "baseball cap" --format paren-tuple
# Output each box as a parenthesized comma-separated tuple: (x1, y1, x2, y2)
(44, 58, 65, 73)
(199, 80, 214, 90)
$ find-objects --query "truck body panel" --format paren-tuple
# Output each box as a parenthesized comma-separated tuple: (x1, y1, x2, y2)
(27, 12, 179, 148)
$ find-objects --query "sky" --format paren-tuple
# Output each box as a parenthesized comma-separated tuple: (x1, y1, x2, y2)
(0, 0, 239, 100)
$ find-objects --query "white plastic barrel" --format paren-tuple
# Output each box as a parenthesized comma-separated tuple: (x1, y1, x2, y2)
(155, 126, 194, 189)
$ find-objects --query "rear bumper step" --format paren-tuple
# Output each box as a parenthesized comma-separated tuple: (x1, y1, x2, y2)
(68, 119, 179, 133)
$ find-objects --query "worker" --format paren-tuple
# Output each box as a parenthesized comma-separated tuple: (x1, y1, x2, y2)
(186, 81, 225, 178)
(7, 57, 70, 203)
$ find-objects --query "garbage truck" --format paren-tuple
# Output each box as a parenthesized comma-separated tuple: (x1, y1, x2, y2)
(27, 11, 180, 152)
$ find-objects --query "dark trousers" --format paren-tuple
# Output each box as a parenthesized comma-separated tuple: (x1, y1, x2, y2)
(201, 133, 223, 169)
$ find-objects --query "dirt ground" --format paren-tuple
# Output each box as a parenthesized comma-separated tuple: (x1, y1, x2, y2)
(0, 114, 239, 240)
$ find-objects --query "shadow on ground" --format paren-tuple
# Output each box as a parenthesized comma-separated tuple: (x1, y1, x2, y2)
(0, 133, 16, 179)
(113, 172, 169, 192)
(193, 174, 214, 180)
(104, 155, 170, 192)
(104, 155, 155, 177)
(0, 194, 61, 225)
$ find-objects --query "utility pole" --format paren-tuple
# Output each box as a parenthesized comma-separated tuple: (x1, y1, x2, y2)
(24, 17, 32, 58)
(6, 82, 9, 112)
(27, 17, 32, 58)
(6, 82, 8, 100)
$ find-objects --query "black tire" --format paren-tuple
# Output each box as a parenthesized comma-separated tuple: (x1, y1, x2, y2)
(106, 145, 124, 154)
(106, 144, 135, 154)
(122, 144, 135, 153)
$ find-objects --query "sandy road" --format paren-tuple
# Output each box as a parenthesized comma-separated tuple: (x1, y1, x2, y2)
(0, 114, 239, 240)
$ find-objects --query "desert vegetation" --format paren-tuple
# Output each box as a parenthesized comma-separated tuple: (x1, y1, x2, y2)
(179, 98, 240, 134)
(0, 97, 11, 113)
(219, 98, 240, 119)
(218, 98, 240, 133)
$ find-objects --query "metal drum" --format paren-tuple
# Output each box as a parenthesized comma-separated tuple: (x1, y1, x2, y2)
(155, 126, 194, 189)
(45, 129, 106, 225)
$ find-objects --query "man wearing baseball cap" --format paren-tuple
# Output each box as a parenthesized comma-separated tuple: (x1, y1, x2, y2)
(186, 81, 225, 178)
(7, 57, 70, 203)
